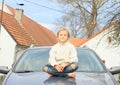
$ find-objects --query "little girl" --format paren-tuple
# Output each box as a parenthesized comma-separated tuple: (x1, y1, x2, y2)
(43, 28, 78, 78)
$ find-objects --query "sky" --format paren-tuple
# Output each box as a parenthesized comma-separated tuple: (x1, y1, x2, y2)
(1, 0, 119, 33)
(0, 0, 64, 31)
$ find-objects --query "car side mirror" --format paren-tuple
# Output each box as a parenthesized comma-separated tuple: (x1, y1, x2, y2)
(109, 66, 120, 75)
(0, 66, 9, 74)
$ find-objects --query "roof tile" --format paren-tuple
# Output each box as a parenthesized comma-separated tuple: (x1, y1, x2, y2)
(70, 38, 86, 47)
(1, 5, 57, 46)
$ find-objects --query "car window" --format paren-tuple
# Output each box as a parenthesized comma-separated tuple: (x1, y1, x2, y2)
(14, 48, 50, 72)
(77, 49, 104, 72)
(13, 48, 105, 72)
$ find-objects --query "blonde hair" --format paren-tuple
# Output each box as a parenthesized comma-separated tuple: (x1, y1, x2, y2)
(57, 27, 70, 38)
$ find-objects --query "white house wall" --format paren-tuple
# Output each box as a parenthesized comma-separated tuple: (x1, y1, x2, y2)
(0, 26, 17, 68)
(81, 29, 120, 68)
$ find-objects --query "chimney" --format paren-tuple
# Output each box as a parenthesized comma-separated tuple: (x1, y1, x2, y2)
(15, 9, 23, 24)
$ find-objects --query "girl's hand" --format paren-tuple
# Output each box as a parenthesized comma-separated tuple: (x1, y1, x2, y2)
(60, 63, 67, 68)
(54, 62, 70, 72)
(54, 65, 63, 72)
(60, 62, 70, 67)
(59, 62, 70, 71)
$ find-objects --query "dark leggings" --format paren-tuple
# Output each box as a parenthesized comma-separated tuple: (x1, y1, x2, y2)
(43, 62, 78, 77)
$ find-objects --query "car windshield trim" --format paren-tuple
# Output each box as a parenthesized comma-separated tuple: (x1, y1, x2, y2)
(14, 70, 34, 73)
(76, 70, 106, 73)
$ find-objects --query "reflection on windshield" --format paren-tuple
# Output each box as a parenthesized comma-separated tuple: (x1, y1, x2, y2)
(44, 77, 76, 85)
(77, 49, 104, 72)
(13, 48, 104, 72)
(14, 48, 50, 72)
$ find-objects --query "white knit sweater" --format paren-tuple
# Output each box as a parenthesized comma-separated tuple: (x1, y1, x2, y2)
(49, 42, 78, 66)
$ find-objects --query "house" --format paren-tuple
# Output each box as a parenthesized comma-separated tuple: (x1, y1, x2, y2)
(0, 4, 57, 68)
(81, 20, 120, 68)
(70, 38, 86, 47)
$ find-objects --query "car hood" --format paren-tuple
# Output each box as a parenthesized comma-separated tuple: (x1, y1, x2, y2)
(3, 72, 115, 85)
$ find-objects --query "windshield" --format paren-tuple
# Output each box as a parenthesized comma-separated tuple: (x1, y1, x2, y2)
(77, 49, 104, 72)
(13, 48, 105, 72)
(14, 48, 50, 72)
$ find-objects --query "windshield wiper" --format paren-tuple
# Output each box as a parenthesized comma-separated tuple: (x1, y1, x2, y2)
(15, 70, 34, 73)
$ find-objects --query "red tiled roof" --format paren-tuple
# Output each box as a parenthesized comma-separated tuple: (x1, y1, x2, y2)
(6, 5, 15, 14)
(1, 11, 35, 46)
(22, 16, 57, 46)
(1, 5, 57, 46)
(70, 38, 86, 47)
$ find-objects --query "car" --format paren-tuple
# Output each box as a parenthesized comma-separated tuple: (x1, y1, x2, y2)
(0, 46, 120, 85)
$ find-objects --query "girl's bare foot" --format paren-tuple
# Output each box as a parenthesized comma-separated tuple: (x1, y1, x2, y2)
(43, 67, 48, 72)
(43, 67, 54, 77)
(68, 73, 76, 78)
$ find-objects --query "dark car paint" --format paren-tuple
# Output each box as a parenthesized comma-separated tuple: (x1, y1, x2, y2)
(3, 71, 117, 85)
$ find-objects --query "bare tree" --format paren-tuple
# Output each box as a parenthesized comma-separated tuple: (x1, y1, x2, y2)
(53, 0, 108, 38)
(89, 0, 120, 47)
(106, 0, 120, 24)
(106, 0, 120, 45)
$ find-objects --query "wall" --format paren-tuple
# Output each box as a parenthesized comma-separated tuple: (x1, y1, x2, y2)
(0, 26, 17, 68)
(81, 28, 120, 68)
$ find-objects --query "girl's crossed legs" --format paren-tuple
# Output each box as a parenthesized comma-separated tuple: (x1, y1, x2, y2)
(43, 62, 78, 78)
